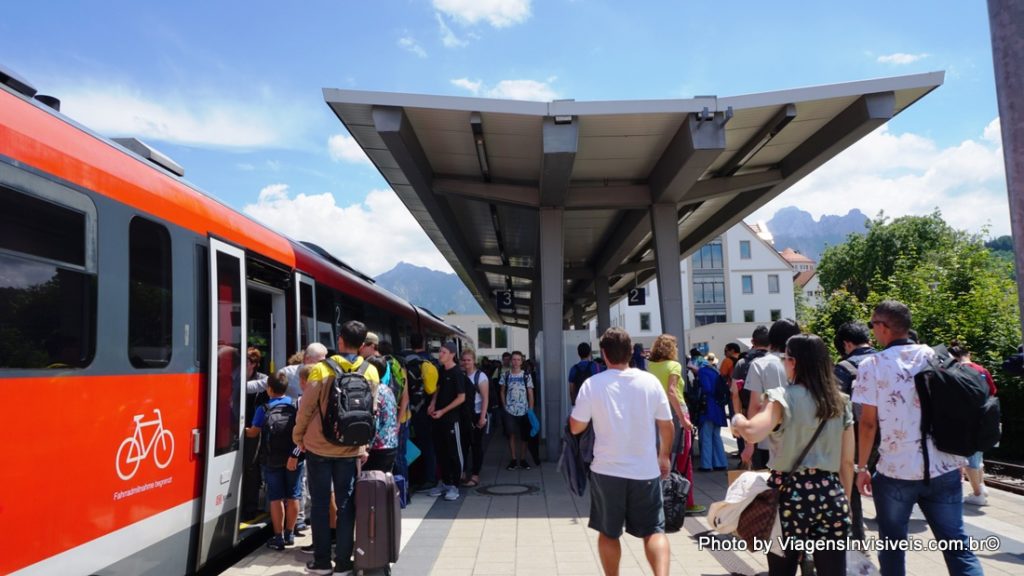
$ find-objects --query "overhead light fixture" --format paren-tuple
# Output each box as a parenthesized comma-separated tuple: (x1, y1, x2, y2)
(470, 111, 490, 182)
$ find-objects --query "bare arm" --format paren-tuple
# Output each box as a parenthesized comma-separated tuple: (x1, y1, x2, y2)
(527, 387, 535, 411)
(733, 401, 783, 444)
(569, 416, 589, 435)
(857, 404, 879, 496)
(478, 379, 489, 427)
(657, 418, 674, 478)
(840, 425, 855, 500)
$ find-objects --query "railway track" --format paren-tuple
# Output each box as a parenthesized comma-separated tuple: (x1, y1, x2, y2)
(984, 459, 1024, 496)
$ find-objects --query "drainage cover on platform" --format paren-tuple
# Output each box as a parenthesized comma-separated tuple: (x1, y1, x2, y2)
(476, 483, 540, 496)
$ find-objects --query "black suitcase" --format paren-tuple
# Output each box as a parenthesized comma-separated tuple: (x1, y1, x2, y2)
(354, 470, 401, 574)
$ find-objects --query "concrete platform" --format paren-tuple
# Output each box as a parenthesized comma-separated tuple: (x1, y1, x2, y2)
(225, 430, 1024, 575)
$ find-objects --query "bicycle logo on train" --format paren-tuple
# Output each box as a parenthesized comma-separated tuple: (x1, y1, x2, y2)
(115, 409, 175, 480)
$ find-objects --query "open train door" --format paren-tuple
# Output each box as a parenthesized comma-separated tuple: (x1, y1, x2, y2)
(197, 238, 248, 566)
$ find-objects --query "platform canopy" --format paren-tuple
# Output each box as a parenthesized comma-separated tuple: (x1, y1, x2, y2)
(324, 72, 943, 329)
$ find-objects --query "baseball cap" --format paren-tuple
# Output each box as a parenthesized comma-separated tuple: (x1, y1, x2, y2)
(364, 332, 380, 346)
(441, 341, 458, 355)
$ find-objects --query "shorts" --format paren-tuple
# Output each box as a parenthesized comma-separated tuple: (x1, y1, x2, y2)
(502, 410, 531, 441)
(263, 462, 304, 501)
(967, 451, 983, 470)
(588, 471, 665, 538)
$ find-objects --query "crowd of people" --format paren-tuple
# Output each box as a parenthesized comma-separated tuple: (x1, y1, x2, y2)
(240, 296, 996, 576)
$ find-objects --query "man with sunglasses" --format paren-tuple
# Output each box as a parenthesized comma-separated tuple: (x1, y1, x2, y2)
(853, 300, 981, 576)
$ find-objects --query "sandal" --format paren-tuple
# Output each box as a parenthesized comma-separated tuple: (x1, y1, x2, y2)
(463, 477, 480, 487)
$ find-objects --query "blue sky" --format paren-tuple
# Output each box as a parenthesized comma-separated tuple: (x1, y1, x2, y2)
(2, 0, 1008, 274)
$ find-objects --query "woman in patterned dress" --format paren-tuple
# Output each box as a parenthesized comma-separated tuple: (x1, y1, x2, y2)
(732, 334, 855, 576)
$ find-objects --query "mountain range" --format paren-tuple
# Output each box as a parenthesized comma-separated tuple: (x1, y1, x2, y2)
(374, 262, 484, 315)
(766, 206, 870, 261)
(375, 207, 871, 314)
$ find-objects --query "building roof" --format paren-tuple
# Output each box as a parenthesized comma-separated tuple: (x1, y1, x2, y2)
(323, 72, 943, 326)
(781, 247, 815, 265)
(794, 270, 818, 289)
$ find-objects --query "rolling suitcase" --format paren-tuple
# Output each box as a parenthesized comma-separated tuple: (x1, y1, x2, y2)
(354, 470, 401, 574)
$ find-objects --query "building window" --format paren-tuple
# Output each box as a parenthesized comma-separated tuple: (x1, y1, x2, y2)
(744, 310, 754, 322)
(640, 313, 651, 332)
(694, 280, 726, 304)
(129, 218, 173, 368)
(695, 314, 726, 327)
(0, 184, 97, 369)
(740, 240, 751, 259)
(494, 326, 508, 348)
(742, 275, 753, 294)
(477, 326, 492, 348)
(771, 309, 782, 321)
(768, 274, 780, 294)
(807, 290, 814, 298)
(692, 240, 724, 269)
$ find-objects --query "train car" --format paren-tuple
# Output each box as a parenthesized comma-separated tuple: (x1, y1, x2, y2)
(0, 66, 467, 575)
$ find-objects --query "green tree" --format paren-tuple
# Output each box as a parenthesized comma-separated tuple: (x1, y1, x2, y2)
(807, 289, 868, 358)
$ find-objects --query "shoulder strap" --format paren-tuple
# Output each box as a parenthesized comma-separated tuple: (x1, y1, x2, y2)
(782, 418, 829, 485)
(915, 363, 937, 485)
(473, 370, 482, 387)
(322, 357, 344, 378)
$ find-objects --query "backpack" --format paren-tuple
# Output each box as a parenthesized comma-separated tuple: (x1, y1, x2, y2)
(404, 354, 436, 413)
(385, 355, 406, 402)
(661, 471, 691, 533)
(462, 370, 480, 422)
(320, 357, 376, 447)
(683, 370, 704, 418)
(260, 400, 297, 468)
(914, 346, 1001, 481)
(714, 373, 731, 408)
(835, 353, 873, 396)
(570, 360, 597, 404)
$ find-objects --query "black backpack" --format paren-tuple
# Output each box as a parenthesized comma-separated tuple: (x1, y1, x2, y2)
(462, 370, 480, 422)
(260, 400, 297, 467)
(570, 360, 596, 404)
(714, 373, 731, 407)
(405, 354, 434, 413)
(320, 357, 376, 447)
(661, 470, 691, 533)
(915, 346, 1001, 481)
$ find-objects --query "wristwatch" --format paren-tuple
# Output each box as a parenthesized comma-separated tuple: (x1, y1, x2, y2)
(853, 465, 869, 474)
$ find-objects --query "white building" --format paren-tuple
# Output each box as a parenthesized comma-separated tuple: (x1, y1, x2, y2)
(780, 248, 823, 309)
(444, 313, 530, 359)
(601, 221, 796, 351)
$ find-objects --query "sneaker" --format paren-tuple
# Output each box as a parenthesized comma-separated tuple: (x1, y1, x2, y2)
(266, 535, 285, 551)
(964, 493, 988, 506)
(685, 504, 707, 516)
(982, 485, 990, 497)
(301, 544, 315, 554)
(284, 531, 295, 546)
(444, 486, 460, 501)
(333, 561, 354, 575)
(520, 459, 531, 470)
(305, 560, 333, 575)
(428, 483, 447, 497)
(506, 460, 519, 471)
(293, 525, 306, 538)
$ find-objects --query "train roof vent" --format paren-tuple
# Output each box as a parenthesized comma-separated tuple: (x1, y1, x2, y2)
(0, 64, 38, 98)
(112, 137, 185, 177)
(299, 241, 376, 283)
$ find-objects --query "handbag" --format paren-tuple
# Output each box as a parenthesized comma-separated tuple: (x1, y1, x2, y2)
(735, 418, 828, 548)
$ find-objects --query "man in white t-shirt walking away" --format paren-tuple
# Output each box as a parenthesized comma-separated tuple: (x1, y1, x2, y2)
(570, 327, 674, 576)
(854, 300, 982, 576)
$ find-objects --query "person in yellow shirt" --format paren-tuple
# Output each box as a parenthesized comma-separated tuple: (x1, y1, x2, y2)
(293, 320, 379, 575)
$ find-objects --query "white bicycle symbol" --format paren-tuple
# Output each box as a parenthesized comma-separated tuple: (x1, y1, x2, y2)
(116, 409, 175, 481)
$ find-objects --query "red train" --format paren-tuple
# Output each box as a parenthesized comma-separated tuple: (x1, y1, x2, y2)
(0, 67, 466, 575)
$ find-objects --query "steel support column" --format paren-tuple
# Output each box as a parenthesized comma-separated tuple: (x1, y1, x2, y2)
(595, 275, 611, 337)
(650, 203, 685, 347)
(989, 0, 1024, 338)
(572, 303, 584, 330)
(539, 207, 565, 461)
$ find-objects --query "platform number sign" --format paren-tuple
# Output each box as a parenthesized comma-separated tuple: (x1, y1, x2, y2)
(627, 287, 646, 306)
(496, 290, 515, 313)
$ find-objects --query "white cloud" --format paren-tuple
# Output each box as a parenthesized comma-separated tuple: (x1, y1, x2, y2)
(450, 77, 483, 95)
(436, 13, 468, 48)
(486, 78, 558, 101)
(58, 84, 302, 149)
(752, 118, 1010, 237)
(328, 133, 371, 165)
(877, 52, 928, 65)
(244, 185, 453, 276)
(433, 0, 531, 28)
(398, 36, 428, 58)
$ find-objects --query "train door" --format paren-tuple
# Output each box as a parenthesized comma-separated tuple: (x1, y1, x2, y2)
(197, 239, 247, 565)
(296, 273, 317, 350)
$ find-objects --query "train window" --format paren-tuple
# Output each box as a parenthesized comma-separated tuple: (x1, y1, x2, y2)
(214, 252, 242, 456)
(128, 218, 172, 368)
(0, 185, 96, 369)
(299, 281, 315, 349)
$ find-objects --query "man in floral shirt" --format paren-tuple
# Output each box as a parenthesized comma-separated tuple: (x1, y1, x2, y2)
(853, 300, 981, 576)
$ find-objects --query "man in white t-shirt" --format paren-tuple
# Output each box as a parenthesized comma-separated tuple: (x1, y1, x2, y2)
(854, 300, 981, 576)
(570, 327, 674, 576)
(742, 318, 801, 469)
